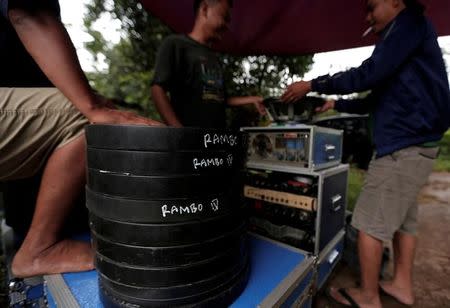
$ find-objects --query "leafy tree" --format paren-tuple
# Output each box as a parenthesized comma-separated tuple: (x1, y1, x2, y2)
(84, 0, 171, 117)
(83, 0, 314, 123)
(222, 55, 313, 97)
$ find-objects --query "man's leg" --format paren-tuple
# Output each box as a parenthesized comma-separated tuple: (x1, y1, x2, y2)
(329, 230, 383, 308)
(379, 147, 437, 305)
(379, 231, 416, 305)
(11, 134, 94, 277)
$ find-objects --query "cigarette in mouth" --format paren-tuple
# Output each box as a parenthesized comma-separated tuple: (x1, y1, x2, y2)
(362, 26, 373, 38)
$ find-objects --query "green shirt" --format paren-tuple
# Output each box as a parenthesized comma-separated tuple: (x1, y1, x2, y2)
(152, 34, 226, 128)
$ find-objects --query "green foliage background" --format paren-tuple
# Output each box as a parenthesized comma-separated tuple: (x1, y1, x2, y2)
(83, 0, 313, 124)
(434, 130, 450, 172)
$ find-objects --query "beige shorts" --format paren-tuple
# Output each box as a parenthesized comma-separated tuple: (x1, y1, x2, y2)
(0, 87, 89, 180)
(351, 146, 438, 241)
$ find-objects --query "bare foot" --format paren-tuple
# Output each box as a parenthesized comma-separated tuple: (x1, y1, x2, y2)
(328, 287, 382, 308)
(379, 280, 414, 306)
(12, 239, 94, 278)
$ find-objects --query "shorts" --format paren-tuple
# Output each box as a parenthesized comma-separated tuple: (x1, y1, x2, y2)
(351, 145, 438, 241)
(0, 87, 89, 180)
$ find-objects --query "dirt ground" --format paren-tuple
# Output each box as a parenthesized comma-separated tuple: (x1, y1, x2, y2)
(317, 172, 450, 308)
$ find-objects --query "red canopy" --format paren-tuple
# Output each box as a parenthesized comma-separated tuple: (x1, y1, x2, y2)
(140, 0, 450, 55)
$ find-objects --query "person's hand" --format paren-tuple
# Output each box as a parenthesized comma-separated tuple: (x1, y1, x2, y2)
(96, 95, 118, 109)
(315, 100, 335, 113)
(253, 96, 267, 115)
(281, 81, 312, 103)
(88, 107, 163, 126)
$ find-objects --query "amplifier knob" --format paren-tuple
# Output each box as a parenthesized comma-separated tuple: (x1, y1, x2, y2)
(276, 152, 285, 160)
(252, 134, 273, 158)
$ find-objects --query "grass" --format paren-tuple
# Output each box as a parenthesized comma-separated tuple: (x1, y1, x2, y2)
(347, 167, 366, 212)
(433, 130, 450, 172)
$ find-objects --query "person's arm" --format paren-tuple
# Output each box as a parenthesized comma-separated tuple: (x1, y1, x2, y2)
(227, 96, 266, 115)
(334, 98, 373, 114)
(281, 81, 311, 103)
(311, 13, 426, 95)
(8, 7, 159, 125)
(282, 11, 426, 101)
(151, 36, 182, 126)
(315, 97, 374, 115)
(151, 85, 183, 127)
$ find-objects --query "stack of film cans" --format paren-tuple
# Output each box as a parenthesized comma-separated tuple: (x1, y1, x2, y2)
(85, 125, 249, 307)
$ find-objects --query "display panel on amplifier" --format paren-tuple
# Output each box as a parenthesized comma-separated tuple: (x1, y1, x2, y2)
(242, 125, 343, 171)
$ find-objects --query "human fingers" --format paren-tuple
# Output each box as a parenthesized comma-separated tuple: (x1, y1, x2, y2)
(120, 111, 164, 126)
(256, 102, 267, 115)
(315, 101, 335, 113)
(281, 88, 295, 103)
(95, 95, 117, 109)
(89, 109, 164, 126)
